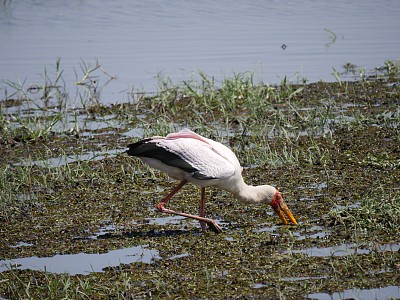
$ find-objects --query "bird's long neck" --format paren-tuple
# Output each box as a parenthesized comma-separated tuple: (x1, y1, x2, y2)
(230, 179, 276, 204)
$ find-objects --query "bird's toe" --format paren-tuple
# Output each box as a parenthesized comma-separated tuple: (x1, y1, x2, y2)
(207, 220, 223, 233)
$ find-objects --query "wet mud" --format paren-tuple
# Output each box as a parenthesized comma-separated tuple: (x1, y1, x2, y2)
(0, 73, 399, 299)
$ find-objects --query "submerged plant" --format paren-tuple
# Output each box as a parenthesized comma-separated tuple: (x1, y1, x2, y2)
(324, 28, 337, 48)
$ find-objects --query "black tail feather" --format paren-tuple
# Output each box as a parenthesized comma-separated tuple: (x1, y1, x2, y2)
(126, 138, 216, 180)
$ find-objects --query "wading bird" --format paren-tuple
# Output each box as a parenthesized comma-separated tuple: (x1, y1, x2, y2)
(127, 129, 297, 232)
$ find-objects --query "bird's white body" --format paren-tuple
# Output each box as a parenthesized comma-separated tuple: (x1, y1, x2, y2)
(143, 131, 236, 181)
(138, 129, 276, 203)
(127, 129, 297, 232)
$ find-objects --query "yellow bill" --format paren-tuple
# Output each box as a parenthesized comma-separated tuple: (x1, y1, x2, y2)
(270, 191, 298, 225)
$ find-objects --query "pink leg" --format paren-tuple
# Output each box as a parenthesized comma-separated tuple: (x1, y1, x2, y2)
(199, 187, 207, 231)
(155, 179, 188, 211)
(155, 180, 222, 233)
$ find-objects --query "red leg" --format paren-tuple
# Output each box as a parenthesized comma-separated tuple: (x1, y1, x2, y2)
(155, 179, 188, 211)
(155, 180, 222, 233)
(160, 208, 222, 233)
(199, 187, 207, 231)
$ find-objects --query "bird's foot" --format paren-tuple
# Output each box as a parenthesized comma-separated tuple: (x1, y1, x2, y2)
(206, 220, 222, 233)
(155, 202, 167, 212)
(200, 221, 207, 232)
(157, 206, 223, 233)
(200, 220, 222, 233)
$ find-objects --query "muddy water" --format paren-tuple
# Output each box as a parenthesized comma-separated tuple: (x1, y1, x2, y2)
(1, 0, 400, 101)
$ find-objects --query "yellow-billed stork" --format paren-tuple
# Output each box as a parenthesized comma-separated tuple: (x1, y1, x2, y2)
(127, 129, 297, 233)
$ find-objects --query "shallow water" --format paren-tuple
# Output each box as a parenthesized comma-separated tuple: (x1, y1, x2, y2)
(289, 243, 400, 257)
(16, 148, 122, 167)
(0, 245, 160, 275)
(307, 285, 400, 300)
(1, 0, 399, 102)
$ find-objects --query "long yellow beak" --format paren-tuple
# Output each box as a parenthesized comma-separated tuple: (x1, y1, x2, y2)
(270, 191, 298, 225)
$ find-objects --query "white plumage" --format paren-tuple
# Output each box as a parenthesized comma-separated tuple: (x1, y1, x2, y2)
(127, 129, 297, 232)
(150, 134, 236, 180)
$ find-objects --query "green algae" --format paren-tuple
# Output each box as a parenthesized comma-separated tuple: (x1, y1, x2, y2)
(0, 62, 400, 299)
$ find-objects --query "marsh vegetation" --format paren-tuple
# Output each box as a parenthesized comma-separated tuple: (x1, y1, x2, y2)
(0, 59, 399, 299)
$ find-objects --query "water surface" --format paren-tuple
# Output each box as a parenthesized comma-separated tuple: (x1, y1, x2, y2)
(1, 0, 399, 102)
(0, 245, 159, 275)
(307, 285, 400, 300)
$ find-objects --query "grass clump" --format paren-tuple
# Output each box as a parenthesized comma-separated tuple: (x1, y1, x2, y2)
(0, 58, 118, 145)
(0, 112, 62, 144)
(329, 189, 400, 239)
(0, 164, 44, 222)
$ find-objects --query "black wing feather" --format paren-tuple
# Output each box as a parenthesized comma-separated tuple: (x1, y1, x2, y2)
(127, 139, 201, 175)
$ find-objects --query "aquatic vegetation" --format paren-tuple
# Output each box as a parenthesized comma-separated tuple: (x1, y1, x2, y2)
(0, 60, 399, 299)
(329, 189, 400, 237)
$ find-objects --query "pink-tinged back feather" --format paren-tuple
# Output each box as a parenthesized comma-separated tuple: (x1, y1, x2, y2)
(165, 129, 210, 145)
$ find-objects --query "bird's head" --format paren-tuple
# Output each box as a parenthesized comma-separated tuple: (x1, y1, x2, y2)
(269, 190, 298, 225)
(237, 184, 298, 225)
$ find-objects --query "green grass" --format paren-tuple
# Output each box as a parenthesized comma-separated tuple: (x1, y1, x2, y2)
(0, 59, 400, 299)
(329, 188, 400, 238)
